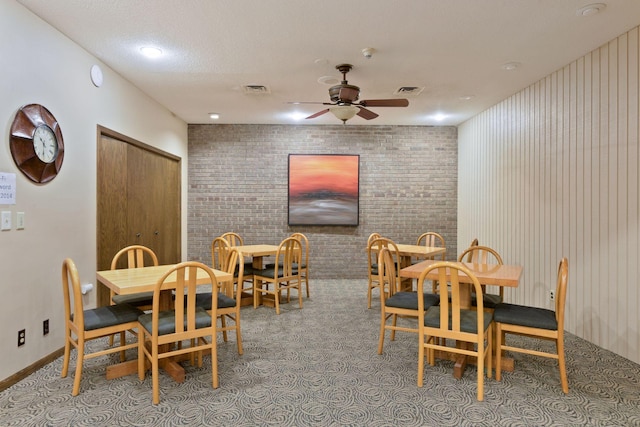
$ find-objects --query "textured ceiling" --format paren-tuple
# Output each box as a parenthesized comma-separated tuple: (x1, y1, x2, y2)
(16, 0, 640, 126)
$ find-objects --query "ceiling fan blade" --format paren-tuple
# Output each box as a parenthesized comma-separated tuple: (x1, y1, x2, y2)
(306, 109, 330, 119)
(359, 99, 409, 107)
(339, 87, 359, 103)
(287, 101, 333, 105)
(356, 106, 379, 120)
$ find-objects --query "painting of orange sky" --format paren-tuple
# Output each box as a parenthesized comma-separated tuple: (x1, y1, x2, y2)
(288, 154, 359, 225)
(289, 155, 359, 197)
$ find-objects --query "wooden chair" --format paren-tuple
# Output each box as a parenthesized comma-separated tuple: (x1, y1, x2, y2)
(220, 232, 255, 280)
(212, 236, 253, 304)
(291, 232, 310, 298)
(61, 258, 142, 396)
(220, 231, 243, 247)
(461, 238, 479, 261)
(365, 233, 382, 309)
(137, 261, 219, 404)
(494, 257, 569, 393)
(416, 232, 446, 260)
(415, 232, 447, 293)
(366, 235, 401, 308)
(252, 236, 303, 315)
(211, 237, 231, 271)
(458, 245, 504, 308)
(110, 245, 159, 309)
(377, 247, 439, 354)
(416, 261, 493, 401)
(197, 247, 244, 354)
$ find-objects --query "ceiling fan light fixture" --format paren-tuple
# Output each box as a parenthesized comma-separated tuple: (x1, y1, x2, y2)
(330, 105, 359, 123)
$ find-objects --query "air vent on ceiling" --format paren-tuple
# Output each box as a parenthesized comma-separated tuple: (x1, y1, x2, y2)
(242, 85, 271, 95)
(393, 86, 424, 96)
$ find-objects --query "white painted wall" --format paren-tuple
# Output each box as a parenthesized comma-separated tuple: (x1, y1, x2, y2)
(458, 26, 639, 364)
(0, 2, 188, 381)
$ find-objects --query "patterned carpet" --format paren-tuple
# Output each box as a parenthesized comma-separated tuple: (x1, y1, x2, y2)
(1, 279, 639, 426)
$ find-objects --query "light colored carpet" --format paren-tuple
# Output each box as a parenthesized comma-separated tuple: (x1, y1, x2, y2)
(1, 279, 639, 426)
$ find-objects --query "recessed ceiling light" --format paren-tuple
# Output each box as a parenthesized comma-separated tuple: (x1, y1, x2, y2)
(209, 113, 220, 120)
(140, 46, 163, 58)
(459, 95, 475, 101)
(576, 3, 606, 16)
(502, 62, 521, 71)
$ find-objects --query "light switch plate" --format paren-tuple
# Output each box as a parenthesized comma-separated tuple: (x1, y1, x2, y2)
(16, 212, 25, 230)
(1, 211, 11, 231)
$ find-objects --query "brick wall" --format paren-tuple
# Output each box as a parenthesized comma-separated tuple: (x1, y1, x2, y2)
(187, 124, 458, 279)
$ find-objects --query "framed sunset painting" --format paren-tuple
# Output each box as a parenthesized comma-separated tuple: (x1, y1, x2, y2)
(288, 154, 360, 226)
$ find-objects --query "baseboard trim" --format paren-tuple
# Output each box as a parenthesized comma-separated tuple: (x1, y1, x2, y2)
(0, 347, 65, 392)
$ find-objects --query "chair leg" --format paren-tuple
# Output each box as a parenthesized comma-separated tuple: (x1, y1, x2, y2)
(253, 279, 259, 309)
(486, 325, 493, 379)
(477, 342, 484, 402)
(152, 347, 160, 405)
(495, 323, 503, 381)
(138, 332, 146, 380)
(367, 283, 373, 309)
(72, 338, 85, 396)
(378, 311, 387, 354)
(557, 335, 569, 393)
(417, 335, 425, 387)
(304, 273, 310, 298)
(297, 280, 303, 309)
(390, 314, 398, 341)
(119, 331, 127, 362)
(220, 315, 228, 342)
(235, 311, 244, 355)
(211, 338, 219, 389)
(61, 334, 71, 378)
(274, 286, 281, 315)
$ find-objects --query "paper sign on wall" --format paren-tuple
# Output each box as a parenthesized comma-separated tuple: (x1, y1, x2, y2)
(0, 173, 16, 205)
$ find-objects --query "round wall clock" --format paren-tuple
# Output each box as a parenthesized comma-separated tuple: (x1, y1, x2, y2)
(10, 104, 64, 184)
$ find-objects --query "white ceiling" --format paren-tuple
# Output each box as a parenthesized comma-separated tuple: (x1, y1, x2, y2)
(16, 0, 640, 126)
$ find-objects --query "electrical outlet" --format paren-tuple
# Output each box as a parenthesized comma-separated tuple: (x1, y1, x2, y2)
(18, 329, 25, 347)
(549, 290, 555, 301)
(43, 319, 49, 335)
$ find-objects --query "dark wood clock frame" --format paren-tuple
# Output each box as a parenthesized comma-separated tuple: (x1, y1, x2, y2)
(10, 104, 64, 184)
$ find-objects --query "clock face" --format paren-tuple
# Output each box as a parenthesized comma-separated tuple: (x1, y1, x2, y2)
(33, 125, 59, 163)
(9, 104, 64, 184)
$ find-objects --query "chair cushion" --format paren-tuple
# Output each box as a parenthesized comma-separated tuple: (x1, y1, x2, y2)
(112, 291, 154, 307)
(265, 261, 305, 271)
(83, 304, 144, 331)
(138, 307, 212, 335)
(471, 293, 502, 309)
(386, 292, 439, 310)
(493, 303, 558, 330)
(424, 306, 493, 333)
(255, 266, 298, 279)
(237, 262, 256, 277)
(194, 292, 236, 311)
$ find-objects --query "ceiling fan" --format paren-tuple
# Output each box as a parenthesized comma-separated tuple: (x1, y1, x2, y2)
(297, 64, 409, 123)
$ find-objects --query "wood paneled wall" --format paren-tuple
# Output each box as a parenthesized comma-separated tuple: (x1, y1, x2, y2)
(458, 26, 639, 364)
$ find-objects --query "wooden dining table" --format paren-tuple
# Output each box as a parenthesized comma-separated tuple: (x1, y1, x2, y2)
(400, 259, 523, 378)
(96, 264, 233, 383)
(232, 244, 279, 270)
(371, 244, 446, 290)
